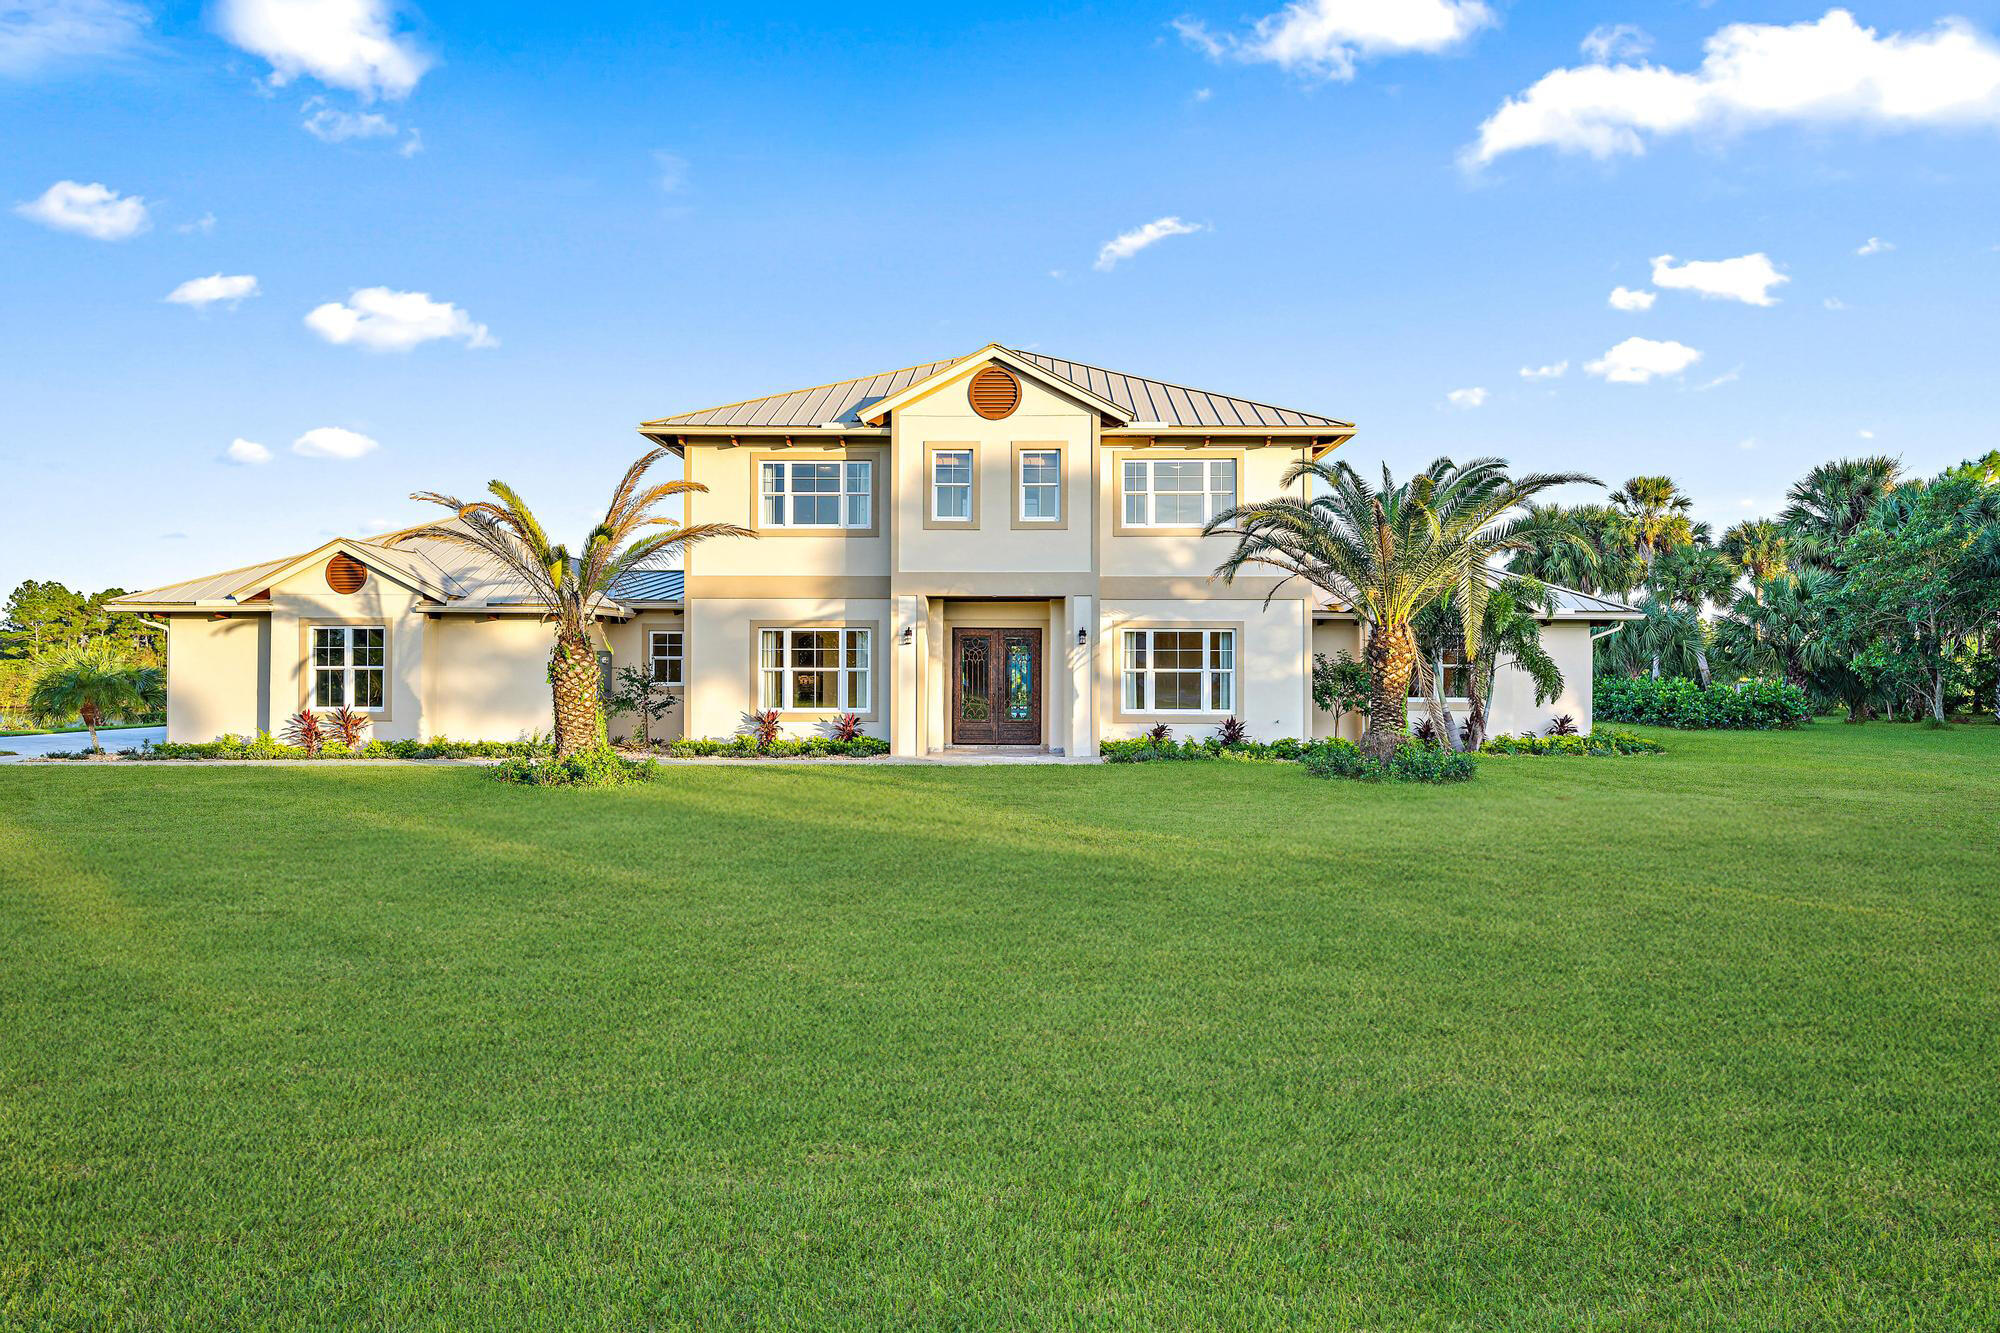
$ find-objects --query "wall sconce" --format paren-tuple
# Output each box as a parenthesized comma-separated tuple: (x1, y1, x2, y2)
(900, 625, 914, 645)
(1076, 627, 1088, 646)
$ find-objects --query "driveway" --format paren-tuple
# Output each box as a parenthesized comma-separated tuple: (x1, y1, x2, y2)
(0, 726, 165, 764)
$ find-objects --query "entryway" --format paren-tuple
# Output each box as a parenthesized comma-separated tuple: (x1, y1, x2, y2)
(950, 627, 1042, 745)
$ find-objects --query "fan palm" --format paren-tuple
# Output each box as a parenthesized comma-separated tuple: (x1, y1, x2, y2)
(1609, 475, 1695, 572)
(412, 447, 749, 757)
(1779, 455, 1900, 569)
(1508, 502, 1643, 595)
(1205, 456, 1595, 759)
(1714, 569, 1847, 699)
(1648, 541, 1736, 686)
(26, 641, 150, 752)
(1719, 519, 1788, 585)
(1601, 596, 1705, 681)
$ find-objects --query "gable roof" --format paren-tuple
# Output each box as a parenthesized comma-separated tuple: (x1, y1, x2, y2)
(640, 345, 1353, 433)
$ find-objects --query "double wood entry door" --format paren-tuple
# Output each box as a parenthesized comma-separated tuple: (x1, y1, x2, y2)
(950, 627, 1042, 745)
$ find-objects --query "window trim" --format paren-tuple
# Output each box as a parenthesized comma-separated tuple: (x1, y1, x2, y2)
(922, 442, 980, 530)
(1111, 622, 1245, 721)
(1111, 450, 1244, 536)
(1409, 657, 1472, 705)
(746, 620, 884, 722)
(647, 627, 685, 687)
(298, 620, 392, 720)
(749, 449, 883, 537)
(1010, 442, 1068, 531)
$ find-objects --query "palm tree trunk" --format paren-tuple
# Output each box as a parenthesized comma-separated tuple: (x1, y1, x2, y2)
(1364, 624, 1415, 761)
(1694, 645, 1712, 689)
(1466, 663, 1490, 751)
(83, 702, 100, 754)
(1424, 661, 1460, 752)
(1650, 653, 1661, 680)
(549, 632, 602, 757)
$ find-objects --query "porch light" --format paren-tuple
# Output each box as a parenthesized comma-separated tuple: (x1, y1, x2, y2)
(1077, 627, 1088, 646)
(900, 625, 914, 645)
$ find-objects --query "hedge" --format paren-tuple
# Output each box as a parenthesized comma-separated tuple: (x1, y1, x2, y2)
(1594, 676, 1813, 730)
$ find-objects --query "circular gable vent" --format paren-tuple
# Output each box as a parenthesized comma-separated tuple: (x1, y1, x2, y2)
(325, 553, 368, 595)
(968, 365, 1021, 420)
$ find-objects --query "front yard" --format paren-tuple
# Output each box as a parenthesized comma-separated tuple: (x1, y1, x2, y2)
(3, 726, 1996, 1326)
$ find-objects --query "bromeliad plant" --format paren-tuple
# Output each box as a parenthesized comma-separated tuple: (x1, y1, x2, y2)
(412, 448, 748, 758)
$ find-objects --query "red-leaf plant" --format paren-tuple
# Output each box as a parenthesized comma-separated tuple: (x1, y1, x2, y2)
(326, 706, 371, 750)
(748, 709, 782, 750)
(831, 712, 863, 742)
(281, 709, 325, 758)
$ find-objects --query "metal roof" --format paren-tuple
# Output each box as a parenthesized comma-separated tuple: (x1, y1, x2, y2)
(642, 347, 1351, 431)
(607, 568, 684, 602)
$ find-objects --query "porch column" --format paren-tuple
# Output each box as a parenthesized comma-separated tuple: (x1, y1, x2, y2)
(892, 594, 921, 757)
(1065, 593, 1096, 758)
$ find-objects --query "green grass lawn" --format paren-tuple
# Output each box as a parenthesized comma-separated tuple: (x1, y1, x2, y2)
(3, 726, 1997, 1328)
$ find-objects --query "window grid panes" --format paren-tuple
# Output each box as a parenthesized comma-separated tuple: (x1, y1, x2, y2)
(1019, 449, 1060, 521)
(758, 627, 872, 711)
(931, 450, 972, 521)
(1410, 659, 1473, 702)
(1121, 629, 1235, 713)
(648, 630, 683, 685)
(311, 626, 386, 711)
(1121, 458, 1236, 528)
(760, 459, 873, 529)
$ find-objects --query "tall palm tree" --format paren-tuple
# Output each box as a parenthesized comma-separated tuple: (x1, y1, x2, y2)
(1719, 519, 1788, 586)
(1714, 569, 1846, 699)
(1648, 541, 1736, 685)
(1509, 502, 1643, 595)
(1779, 455, 1900, 569)
(26, 641, 150, 752)
(1205, 457, 1594, 759)
(1609, 475, 1695, 572)
(1601, 597, 1704, 681)
(412, 447, 748, 757)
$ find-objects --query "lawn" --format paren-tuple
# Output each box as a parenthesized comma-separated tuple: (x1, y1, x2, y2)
(3, 726, 1997, 1328)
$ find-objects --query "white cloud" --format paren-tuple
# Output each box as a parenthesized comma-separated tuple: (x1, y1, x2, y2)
(1585, 336, 1702, 384)
(398, 127, 421, 156)
(1608, 285, 1656, 311)
(1858, 428, 1875, 439)
(0, 0, 148, 76)
(1856, 235, 1894, 255)
(166, 273, 260, 309)
(1739, 437, 1758, 450)
(1823, 296, 1846, 309)
(292, 426, 379, 460)
(1581, 23, 1651, 64)
(1094, 216, 1206, 270)
(14, 179, 148, 239)
(1695, 366, 1742, 391)
(1175, 0, 1494, 80)
(302, 96, 397, 142)
(1520, 360, 1568, 380)
(1651, 251, 1788, 305)
(305, 287, 495, 351)
(1445, 386, 1488, 409)
(216, 0, 430, 101)
(223, 437, 272, 465)
(1468, 9, 2000, 165)
(177, 211, 217, 234)
(1192, 86, 1213, 102)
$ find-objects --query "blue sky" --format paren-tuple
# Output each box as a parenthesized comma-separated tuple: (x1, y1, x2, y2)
(6, 1, 2000, 591)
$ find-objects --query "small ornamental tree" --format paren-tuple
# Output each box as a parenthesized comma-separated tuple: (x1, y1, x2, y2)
(25, 642, 150, 752)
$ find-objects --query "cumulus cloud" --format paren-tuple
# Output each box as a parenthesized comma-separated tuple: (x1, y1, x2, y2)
(1651, 252, 1788, 305)
(0, 0, 149, 76)
(1094, 216, 1206, 270)
(166, 273, 260, 309)
(302, 96, 397, 142)
(1856, 235, 1894, 255)
(1580, 24, 1651, 64)
(1445, 386, 1488, 408)
(1585, 336, 1702, 384)
(292, 426, 379, 459)
(1468, 9, 2000, 165)
(223, 437, 272, 464)
(1608, 285, 1656, 311)
(1519, 360, 1568, 380)
(216, 0, 429, 101)
(305, 287, 495, 351)
(1175, 0, 1493, 80)
(14, 179, 148, 239)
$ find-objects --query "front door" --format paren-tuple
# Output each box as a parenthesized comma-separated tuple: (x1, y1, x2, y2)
(951, 627, 1042, 745)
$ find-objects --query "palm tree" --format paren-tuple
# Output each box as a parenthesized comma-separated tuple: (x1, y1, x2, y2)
(412, 447, 748, 757)
(1413, 577, 1562, 749)
(1609, 475, 1695, 572)
(1648, 541, 1736, 686)
(1714, 569, 1847, 699)
(1601, 597, 1704, 681)
(26, 641, 150, 752)
(1205, 457, 1594, 759)
(1780, 456, 1900, 569)
(1509, 502, 1643, 595)
(1719, 519, 1788, 586)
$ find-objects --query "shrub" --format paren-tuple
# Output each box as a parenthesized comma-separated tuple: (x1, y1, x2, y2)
(1216, 716, 1249, 745)
(664, 735, 889, 759)
(325, 706, 371, 750)
(746, 709, 782, 750)
(1480, 730, 1664, 757)
(136, 735, 548, 761)
(1303, 738, 1475, 783)
(280, 709, 324, 757)
(1546, 713, 1579, 737)
(1145, 721, 1172, 745)
(830, 712, 863, 742)
(490, 746, 658, 787)
(1595, 676, 1813, 729)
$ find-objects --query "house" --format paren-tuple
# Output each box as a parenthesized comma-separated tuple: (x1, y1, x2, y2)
(111, 345, 1639, 753)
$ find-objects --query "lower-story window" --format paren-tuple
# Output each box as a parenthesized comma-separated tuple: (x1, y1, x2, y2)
(312, 625, 386, 710)
(649, 630, 684, 685)
(1409, 659, 1471, 701)
(1121, 628, 1234, 712)
(758, 627, 871, 711)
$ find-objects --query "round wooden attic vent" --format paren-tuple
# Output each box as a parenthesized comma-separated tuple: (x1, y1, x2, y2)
(325, 553, 368, 595)
(968, 365, 1021, 420)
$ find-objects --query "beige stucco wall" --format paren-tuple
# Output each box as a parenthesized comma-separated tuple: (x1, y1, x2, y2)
(601, 614, 686, 743)
(1309, 618, 1366, 741)
(684, 442, 890, 581)
(1096, 597, 1311, 742)
(1487, 621, 1595, 737)
(262, 563, 429, 740)
(165, 615, 268, 742)
(683, 596, 892, 741)
(1097, 442, 1309, 580)
(423, 616, 560, 741)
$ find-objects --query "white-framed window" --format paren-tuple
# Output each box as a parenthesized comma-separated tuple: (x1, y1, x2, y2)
(1121, 457, 1237, 528)
(311, 626, 386, 711)
(931, 449, 972, 521)
(760, 459, 873, 529)
(648, 630, 684, 686)
(758, 627, 872, 712)
(1121, 628, 1235, 713)
(1019, 448, 1061, 522)
(1410, 659, 1472, 702)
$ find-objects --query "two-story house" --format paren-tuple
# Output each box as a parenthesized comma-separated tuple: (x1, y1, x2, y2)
(112, 345, 1637, 751)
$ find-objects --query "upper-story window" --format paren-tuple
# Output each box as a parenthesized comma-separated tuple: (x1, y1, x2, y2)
(1018, 449, 1061, 522)
(760, 459, 872, 529)
(1122, 457, 1237, 529)
(931, 449, 973, 521)
(648, 630, 683, 686)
